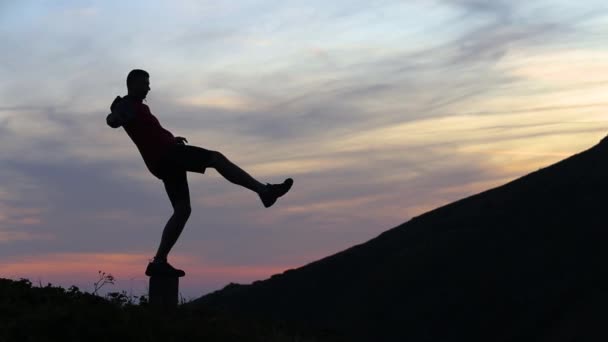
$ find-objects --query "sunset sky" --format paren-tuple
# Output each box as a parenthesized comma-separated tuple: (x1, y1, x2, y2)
(1, 0, 608, 300)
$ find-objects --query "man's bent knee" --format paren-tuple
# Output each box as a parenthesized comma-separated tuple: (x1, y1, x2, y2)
(209, 151, 226, 168)
(174, 203, 192, 218)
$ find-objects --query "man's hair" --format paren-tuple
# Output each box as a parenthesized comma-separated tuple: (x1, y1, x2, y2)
(126, 69, 149, 89)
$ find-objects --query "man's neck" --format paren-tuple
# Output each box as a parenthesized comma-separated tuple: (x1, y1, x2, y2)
(126, 93, 144, 103)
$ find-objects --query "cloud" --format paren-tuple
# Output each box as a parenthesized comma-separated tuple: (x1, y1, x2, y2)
(0, 251, 294, 298)
(162, 6, 586, 150)
(445, 0, 515, 19)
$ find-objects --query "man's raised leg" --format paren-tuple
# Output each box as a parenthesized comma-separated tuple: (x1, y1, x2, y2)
(210, 151, 293, 207)
(210, 151, 265, 193)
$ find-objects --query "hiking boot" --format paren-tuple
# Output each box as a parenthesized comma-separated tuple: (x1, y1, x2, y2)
(259, 178, 294, 208)
(145, 260, 186, 277)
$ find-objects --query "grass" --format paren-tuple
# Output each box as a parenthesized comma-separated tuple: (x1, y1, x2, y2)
(0, 275, 342, 342)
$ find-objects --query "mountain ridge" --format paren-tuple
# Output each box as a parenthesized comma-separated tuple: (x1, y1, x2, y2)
(186, 136, 608, 341)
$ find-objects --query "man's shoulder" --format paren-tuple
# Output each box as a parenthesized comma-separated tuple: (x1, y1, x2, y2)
(140, 102, 151, 111)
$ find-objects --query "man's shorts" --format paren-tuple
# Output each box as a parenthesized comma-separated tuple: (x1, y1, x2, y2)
(155, 144, 216, 180)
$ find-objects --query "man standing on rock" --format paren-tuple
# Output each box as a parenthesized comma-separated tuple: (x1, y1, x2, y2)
(106, 69, 293, 277)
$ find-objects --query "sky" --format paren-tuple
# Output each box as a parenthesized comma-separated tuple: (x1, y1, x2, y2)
(1, 0, 608, 301)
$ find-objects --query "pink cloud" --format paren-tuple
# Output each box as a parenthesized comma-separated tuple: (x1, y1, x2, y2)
(0, 252, 292, 298)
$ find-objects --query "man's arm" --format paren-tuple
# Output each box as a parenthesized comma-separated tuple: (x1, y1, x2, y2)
(175, 136, 188, 144)
(106, 96, 135, 128)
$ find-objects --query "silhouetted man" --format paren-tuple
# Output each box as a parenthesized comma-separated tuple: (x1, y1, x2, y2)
(106, 69, 293, 277)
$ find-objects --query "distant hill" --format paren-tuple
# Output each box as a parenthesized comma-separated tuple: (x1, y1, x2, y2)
(187, 136, 608, 341)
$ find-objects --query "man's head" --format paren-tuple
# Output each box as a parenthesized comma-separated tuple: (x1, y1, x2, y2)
(126, 69, 150, 100)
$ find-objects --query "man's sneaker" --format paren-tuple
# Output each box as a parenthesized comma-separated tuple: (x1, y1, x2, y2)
(259, 178, 294, 208)
(145, 260, 186, 277)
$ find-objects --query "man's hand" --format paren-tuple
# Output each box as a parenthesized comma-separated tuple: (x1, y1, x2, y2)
(106, 113, 121, 128)
(106, 96, 136, 128)
(175, 136, 188, 145)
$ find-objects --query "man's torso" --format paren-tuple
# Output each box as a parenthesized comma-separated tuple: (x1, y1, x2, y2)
(122, 99, 176, 178)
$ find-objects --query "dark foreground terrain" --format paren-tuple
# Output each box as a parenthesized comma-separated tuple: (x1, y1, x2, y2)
(187, 137, 608, 341)
(0, 277, 341, 342)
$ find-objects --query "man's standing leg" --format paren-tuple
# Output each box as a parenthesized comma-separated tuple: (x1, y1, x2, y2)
(146, 171, 191, 276)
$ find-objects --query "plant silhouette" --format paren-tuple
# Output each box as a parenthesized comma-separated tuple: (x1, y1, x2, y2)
(92, 270, 114, 295)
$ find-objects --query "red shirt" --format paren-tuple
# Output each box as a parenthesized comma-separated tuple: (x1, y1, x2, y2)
(122, 98, 176, 178)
